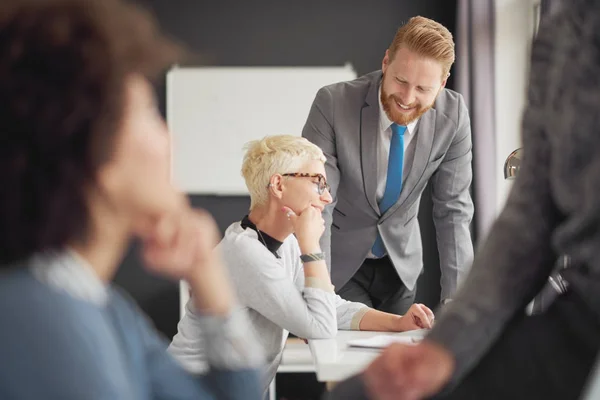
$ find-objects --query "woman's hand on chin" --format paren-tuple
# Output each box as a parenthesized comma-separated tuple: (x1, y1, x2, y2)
(284, 204, 325, 252)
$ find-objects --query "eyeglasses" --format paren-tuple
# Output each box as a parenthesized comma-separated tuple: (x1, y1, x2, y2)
(282, 173, 331, 195)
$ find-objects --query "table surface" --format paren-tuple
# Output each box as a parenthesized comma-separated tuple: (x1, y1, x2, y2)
(308, 329, 428, 382)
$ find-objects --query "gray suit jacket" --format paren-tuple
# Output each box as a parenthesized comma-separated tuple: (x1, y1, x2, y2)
(302, 70, 474, 300)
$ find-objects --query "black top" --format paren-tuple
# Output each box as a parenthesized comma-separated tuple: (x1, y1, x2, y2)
(241, 215, 283, 258)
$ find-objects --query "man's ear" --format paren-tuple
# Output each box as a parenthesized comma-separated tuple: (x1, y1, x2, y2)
(440, 72, 450, 89)
(382, 49, 391, 73)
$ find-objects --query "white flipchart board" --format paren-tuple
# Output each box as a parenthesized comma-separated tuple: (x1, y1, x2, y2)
(167, 65, 357, 195)
(167, 65, 357, 317)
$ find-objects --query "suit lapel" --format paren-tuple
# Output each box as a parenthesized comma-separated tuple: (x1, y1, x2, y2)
(382, 108, 437, 219)
(360, 74, 382, 214)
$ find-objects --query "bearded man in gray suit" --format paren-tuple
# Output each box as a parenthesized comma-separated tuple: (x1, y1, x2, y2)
(302, 16, 474, 314)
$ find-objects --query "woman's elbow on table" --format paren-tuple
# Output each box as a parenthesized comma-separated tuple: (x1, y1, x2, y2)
(296, 319, 338, 340)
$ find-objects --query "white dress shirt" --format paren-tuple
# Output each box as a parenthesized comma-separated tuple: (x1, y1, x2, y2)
(367, 88, 420, 259)
(375, 86, 420, 203)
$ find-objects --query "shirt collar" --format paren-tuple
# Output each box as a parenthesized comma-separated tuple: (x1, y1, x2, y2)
(378, 85, 419, 135)
(241, 215, 283, 258)
(30, 249, 109, 305)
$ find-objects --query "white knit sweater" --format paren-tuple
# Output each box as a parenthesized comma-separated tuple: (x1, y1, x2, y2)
(169, 221, 369, 389)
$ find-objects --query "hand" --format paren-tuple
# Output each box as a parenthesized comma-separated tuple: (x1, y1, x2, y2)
(396, 303, 435, 331)
(137, 206, 234, 315)
(362, 340, 455, 400)
(283, 204, 324, 252)
(137, 207, 221, 282)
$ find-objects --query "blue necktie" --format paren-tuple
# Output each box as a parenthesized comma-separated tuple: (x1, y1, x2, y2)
(371, 124, 407, 257)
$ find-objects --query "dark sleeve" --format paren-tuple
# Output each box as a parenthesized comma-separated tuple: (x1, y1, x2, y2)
(325, 374, 369, 400)
(426, 23, 562, 382)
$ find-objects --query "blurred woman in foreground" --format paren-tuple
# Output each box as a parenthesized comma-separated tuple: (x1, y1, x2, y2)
(0, 0, 263, 398)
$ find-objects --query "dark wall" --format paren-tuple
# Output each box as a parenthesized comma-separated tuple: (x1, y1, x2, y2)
(116, 0, 457, 339)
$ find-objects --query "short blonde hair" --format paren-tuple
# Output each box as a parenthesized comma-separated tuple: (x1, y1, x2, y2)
(389, 16, 455, 77)
(241, 135, 326, 210)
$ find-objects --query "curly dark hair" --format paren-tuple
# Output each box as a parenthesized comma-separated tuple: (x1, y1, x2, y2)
(0, 0, 181, 266)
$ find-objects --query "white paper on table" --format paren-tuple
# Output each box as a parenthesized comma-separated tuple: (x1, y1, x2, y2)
(346, 335, 423, 349)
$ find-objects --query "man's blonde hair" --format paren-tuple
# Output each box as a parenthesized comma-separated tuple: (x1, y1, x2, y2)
(241, 135, 326, 210)
(388, 16, 455, 77)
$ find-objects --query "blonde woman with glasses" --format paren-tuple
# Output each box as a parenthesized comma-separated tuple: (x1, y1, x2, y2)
(169, 135, 435, 391)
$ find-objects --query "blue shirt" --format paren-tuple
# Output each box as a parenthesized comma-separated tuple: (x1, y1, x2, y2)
(0, 252, 263, 400)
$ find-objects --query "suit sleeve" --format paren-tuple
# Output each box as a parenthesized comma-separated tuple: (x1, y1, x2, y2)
(430, 94, 475, 300)
(302, 86, 339, 272)
(427, 107, 560, 384)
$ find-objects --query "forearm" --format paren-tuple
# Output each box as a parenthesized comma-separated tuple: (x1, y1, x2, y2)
(302, 261, 331, 284)
(299, 240, 332, 284)
(227, 244, 337, 339)
(187, 254, 235, 316)
(320, 209, 334, 272)
(358, 309, 402, 331)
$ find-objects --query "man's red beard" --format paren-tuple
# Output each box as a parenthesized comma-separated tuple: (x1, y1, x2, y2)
(381, 82, 435, 126)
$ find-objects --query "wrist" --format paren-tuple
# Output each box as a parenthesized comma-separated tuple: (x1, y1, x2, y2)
(182, 260, 216, 288)
(300, 252, 325, 263)
(392, 314, 406, 331)
(298, 240, 321, 254)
